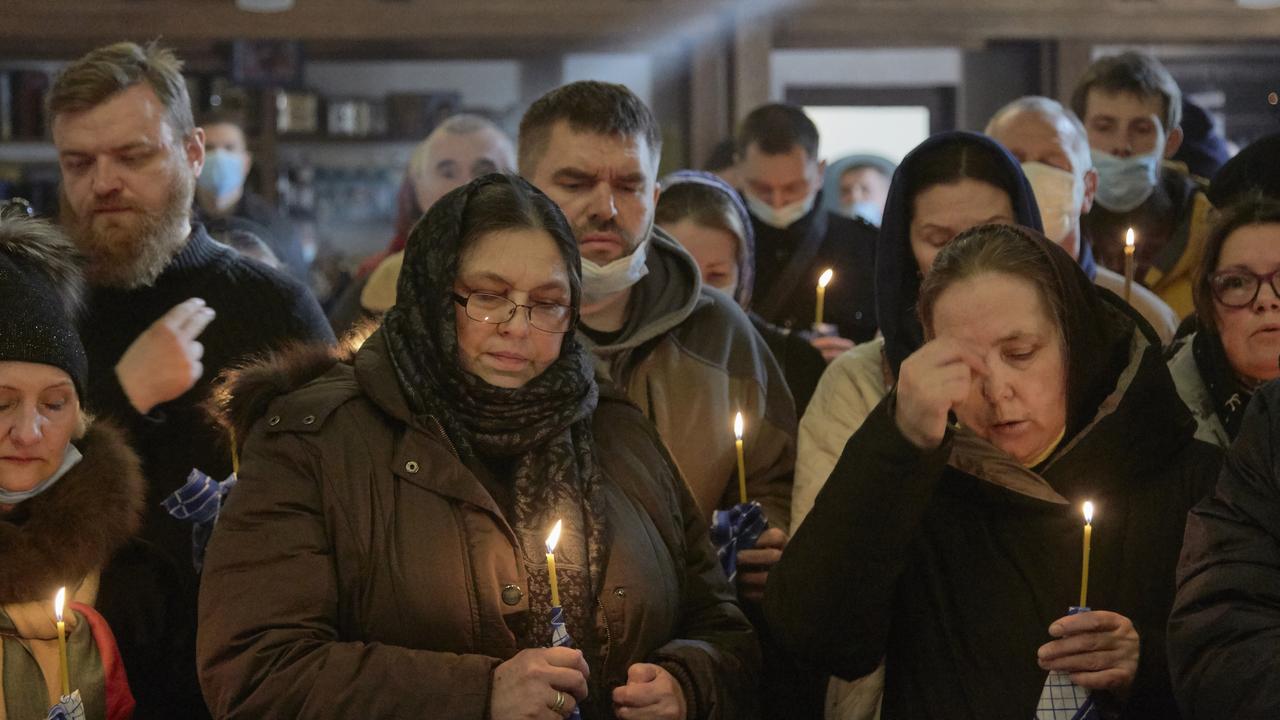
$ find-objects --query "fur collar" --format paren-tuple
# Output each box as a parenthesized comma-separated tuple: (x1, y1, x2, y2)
(0, 421, 143, 604)
(208, 340, 352, 444)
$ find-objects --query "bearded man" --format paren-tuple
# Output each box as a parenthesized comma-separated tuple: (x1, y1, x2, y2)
(48, 41, 333, 718)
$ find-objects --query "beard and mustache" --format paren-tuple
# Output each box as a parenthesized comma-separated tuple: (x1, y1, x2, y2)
(61, 161, 195, 290)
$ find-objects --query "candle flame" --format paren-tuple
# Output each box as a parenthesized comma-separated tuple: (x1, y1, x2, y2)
(546, 519, 562, 553)
(733, 412, 744, 439)
(1125, 228, 1135, 248)
(818, 268, 834, 289)
(1083, 501, 1094, 525)
(54, 587, 65, 621)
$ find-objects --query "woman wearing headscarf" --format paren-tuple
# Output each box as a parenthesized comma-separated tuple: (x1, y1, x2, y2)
(196, 174, 758, 720)
(794, 132, 1043, 533)
(656, 170, 827, 415)
(0, 212, 142, 720)
(1167, 196, 1280, 448)
(766, 222, 1220, 719)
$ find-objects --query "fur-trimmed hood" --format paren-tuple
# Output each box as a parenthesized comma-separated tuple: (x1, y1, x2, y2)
(209, 340, 353, 447)
(0, 420, 144, 604)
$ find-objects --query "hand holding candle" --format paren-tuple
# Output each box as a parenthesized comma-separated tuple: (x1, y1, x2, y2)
(1123, 229, 1136, 304)
(546, 520, 562, 608)
(814, 268, 834, 327)
(1080, 501, 1093, 608)
(734, 412, 747, 504)
(54, 586, 70, 697)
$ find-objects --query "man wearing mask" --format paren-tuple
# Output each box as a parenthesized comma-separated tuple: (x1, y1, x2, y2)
(520, 81, 796, 612)
(48, 41, 335, 716)
(1071, 51, 1214, 318)
(736, 104, 879, 362)
(987, 96, 1179, 343)
(194, 113, 310, 282)
(831, 154, 894, 227)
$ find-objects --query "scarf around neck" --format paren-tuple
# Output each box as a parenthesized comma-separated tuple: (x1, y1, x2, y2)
(379, 173, 608, 657)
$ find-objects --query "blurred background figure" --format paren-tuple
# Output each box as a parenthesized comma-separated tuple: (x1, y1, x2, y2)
(195, 112, 310, 282)
(327, 114, 516, 336)
(657, 170, 828, 414)
(826, 154, 894, 227)
(1171, 97, 1232, 181)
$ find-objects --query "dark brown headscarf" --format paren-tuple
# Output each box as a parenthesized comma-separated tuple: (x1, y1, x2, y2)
(380, 173, 607, 654)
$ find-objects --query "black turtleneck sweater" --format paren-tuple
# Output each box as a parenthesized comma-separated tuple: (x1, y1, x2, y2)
(749, 201, 879, 344)
(80, 224, 333, 718)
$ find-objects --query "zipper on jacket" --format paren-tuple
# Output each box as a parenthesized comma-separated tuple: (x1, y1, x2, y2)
(429, 415, 460, 459)
(594, 596, 614, 711)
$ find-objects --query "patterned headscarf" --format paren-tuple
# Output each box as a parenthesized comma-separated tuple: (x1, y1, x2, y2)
(380, 173, 607, 657)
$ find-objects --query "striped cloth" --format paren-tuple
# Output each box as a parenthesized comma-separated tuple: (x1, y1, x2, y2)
(709, 501, 767, 582)
(161, 469, 238, 573)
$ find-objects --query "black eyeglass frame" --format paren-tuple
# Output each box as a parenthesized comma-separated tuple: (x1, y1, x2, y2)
(1209, 268, 1280, 308)
(451, 292, 577, 334)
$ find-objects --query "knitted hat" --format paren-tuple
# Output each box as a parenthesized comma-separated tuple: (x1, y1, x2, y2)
(0, 205, 88, 396)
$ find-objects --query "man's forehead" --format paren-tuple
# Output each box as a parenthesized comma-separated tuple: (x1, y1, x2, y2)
(544, 121, 654, 174)
(428, 128, 510, 161)
(53, 84, 174, 148)
(1085, 88, 1164, 119)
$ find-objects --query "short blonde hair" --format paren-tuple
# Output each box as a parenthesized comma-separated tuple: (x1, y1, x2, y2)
(47, 41, 195, 140)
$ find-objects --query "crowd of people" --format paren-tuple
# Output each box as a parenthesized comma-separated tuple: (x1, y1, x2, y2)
(2, 38, 1279, 720)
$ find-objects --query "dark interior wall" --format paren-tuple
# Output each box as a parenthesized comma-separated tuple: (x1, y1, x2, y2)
(959, 41, 1046, 131)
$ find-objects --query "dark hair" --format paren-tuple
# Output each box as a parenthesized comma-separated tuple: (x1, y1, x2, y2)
(216, 228, 280, 269)
(518, 81, 662, 175)
(1070, 51, 1182, 132)
(1193, 194, 1280, 334)
(703, 138, 738, 173)
(48, 41, 195, 140)
(918, 224, 1068, 353)
(458, 175, 578, 287)
(197, 109, 247, 130)
(905, 140, 1021, 220)
(735, 103, 819, 159)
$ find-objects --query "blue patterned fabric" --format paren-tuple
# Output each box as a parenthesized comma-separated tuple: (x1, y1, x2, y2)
(549, 605, 582, 720)
(46, 690, 85, 720)
(162, 468, 238, 573)
(1034, 607, 1103, 720)
(709, 501, 767, 582)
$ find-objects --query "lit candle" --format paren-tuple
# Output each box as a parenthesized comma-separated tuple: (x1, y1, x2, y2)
(546, 520, 562, 608)
(1123, 228, 1136, 304)
(734, 412, 747, 504)
(1079, 502, 1094, 608)
(815, 268, 834, 327)
(54, 587, 69, 696)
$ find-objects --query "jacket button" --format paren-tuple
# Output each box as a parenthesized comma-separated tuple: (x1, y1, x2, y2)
(404, 461, 420, 473)
(855, 311, 863, 320)
(268, 416, 281, 426)
(302, 414, 316, 425)
(614, 587, 626, 598)
(501, 584, 523, 605)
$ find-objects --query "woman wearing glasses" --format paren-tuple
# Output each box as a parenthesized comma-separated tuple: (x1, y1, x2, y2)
(1168, 196, 1280, 448)
(195, 174, 757, 720)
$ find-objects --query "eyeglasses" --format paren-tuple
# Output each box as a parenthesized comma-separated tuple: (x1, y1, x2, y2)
(1209, 269, 1280, 308)
(451, 292, 575, 333)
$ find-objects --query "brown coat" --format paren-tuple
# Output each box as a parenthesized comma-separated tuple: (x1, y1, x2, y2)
(196, 339, 759, 720)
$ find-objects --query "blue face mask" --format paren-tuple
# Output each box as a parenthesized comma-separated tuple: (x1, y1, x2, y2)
(1091, 149, 1160, 213)
(198, 149, 246, 198)
(0, 444, 82, 504)
(847, 200, 883, 227)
